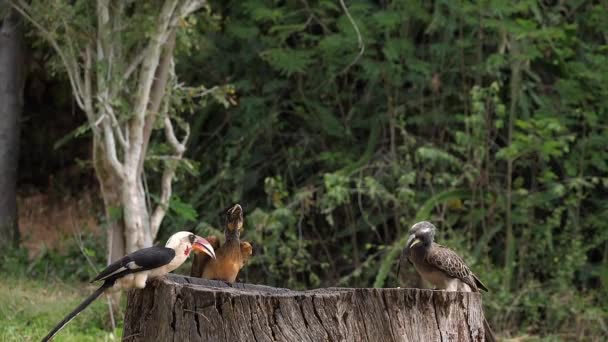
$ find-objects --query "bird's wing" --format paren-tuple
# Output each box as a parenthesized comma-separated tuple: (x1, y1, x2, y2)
(190, 236, 220, 277)
(425, 243, 480, 291)
(239, 241, 253, 266)
(472, 273, 489, 292)
(93, 246, 176, 282)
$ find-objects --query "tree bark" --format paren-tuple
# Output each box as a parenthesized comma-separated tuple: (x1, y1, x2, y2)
(124, 275, 486, 342)
(93, 140, 126, 263)
(0, 7, 24, 250)
(93, 140, 126, 312)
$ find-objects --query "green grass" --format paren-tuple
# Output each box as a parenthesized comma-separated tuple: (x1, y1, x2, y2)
(0, 277, 122, 342)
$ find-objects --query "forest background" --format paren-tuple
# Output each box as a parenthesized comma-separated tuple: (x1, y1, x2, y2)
(1, 0, 606, 341)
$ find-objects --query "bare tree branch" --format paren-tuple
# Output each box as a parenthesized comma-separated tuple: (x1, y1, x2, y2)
(149, 166, 175, 238)
(83, 42, 100, 136)
(150, 78, 189, 238)
(136, 32, 177, 178)
(150, 114, 188, 238)
(98, 95, 128, 149)
(123, 49, 146, 81)
(102, 116, 125, 177)
(339, 0, 365, 74)
(14, 0, 203, 253)
(127, 0, 180, 175)
(164, 116, 187, 154)
(170, 0, 208, 27)
(57, 3, 87, 107)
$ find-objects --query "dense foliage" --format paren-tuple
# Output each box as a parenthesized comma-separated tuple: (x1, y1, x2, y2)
(160, 0, 607, 338)
(6, 0, 606, 339)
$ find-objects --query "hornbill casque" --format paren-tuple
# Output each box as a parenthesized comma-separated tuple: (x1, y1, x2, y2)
(403, 221, 496, 342)
(41, 231, 216, 342)
(190, 203, 253, 283)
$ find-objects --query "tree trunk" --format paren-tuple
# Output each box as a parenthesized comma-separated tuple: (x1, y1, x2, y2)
(122, 175, 153, 253)
(124, 275, 486, 342)
(93, 140, 126, 264)
(0, 7, 24, 250)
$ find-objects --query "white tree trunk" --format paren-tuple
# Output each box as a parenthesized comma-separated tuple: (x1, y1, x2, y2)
(122, 176, 153, 252)
(10, 0, 209, 256)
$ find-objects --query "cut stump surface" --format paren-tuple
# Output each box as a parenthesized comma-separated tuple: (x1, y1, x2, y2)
(123, 274, 484, 342)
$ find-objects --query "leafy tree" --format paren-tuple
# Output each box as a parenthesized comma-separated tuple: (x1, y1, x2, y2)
(7, 0, 607, 338)
(10, 0, 211, 260)
(169, 0, 607, 337)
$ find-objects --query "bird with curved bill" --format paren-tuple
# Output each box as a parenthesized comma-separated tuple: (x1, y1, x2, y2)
(190, 203, 253, 283)
(41, 231, 216, 342)
(404, 221, 496, 342)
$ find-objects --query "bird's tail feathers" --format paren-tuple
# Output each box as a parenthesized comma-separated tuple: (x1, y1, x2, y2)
(483, 316, 496, 342)
(41, 281, 113, 342)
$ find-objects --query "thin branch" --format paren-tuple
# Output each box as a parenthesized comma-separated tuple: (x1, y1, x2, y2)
(102, 116, 125, 177)
(150, 166, 174, 238)
(97, 94, 128, 148)
(164, 116, 187, 154)
(136, 32, 177, 178)
(123, 49, 146, 82)
(94, 114, 105, 127)
(150, 114, 188, 238)
(83, 42, 100, 136)
(142, 170, 153, 223)
(128, 0, 180, 173)
(339, 0, 365, 74)
(170, 0, 208, 27)
(175, 83, 219, 98)
(58, 3, 86, 105)
(299, 0, 329, 32)
(107, 106, 128, 148)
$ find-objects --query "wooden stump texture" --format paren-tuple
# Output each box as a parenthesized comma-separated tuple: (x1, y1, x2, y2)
(123, 274, 485, 342)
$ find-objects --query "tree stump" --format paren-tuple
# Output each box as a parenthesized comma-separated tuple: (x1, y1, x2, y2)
(123, 274, 485, 341)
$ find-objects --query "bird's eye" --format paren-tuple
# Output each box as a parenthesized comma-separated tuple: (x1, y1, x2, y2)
(189, 234, 195, 243)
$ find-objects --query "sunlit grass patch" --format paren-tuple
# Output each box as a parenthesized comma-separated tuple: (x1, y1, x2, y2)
(0, 277, 121, 342)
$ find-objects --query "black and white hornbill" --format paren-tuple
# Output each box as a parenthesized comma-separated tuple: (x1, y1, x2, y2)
(41, 231, 215, 342)
(403, 221, 496, 342)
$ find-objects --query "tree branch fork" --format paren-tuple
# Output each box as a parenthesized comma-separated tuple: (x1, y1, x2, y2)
(9, 0, 208, 248)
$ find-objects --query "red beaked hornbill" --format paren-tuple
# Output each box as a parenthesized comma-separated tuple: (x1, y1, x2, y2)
(41, 231, 215, 342)
(404, 221, 496, 342)
(190, 203, 253, 283)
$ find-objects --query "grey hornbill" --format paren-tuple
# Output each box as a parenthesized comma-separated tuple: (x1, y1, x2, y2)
(190, 203, 253, 282)
(404, 221, 496, 342)
(42, 231, 216, 342)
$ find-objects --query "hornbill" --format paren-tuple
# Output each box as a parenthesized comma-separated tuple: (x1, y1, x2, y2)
(190, 203, 253, 283)
(404, 221, 496, 342)
(41, 231, 215, 342)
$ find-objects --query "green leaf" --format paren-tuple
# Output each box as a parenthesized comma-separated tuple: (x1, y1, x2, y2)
(169, 197, 198, 222)
(53, 123, 91, 150)
(260, 48, 314, 76)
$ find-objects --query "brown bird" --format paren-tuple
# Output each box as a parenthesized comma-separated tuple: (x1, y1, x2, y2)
(190, 203, 253, 282)
(404, 221, 496, 342)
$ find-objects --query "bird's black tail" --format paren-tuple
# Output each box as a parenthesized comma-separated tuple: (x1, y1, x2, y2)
(483, 316, 496, 342)
(41, 281, 113, 342)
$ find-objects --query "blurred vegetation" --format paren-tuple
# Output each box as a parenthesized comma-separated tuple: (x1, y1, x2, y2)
(0, 276, 121, 342)
(7, 0, 608, 340)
